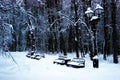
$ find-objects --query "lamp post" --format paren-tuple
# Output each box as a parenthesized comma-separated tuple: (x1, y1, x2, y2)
(85, 4, 103, 57)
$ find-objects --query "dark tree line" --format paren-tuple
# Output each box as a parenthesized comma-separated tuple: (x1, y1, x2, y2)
(0, 0, 119, 63)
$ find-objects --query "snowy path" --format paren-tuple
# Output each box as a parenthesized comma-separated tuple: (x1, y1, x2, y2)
(0, 52, 120, 80)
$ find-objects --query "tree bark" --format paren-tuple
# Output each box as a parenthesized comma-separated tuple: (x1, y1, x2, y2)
(103, 0, 108, 60)
(111, 0, 118, 63)
(72, 0, 79, 58)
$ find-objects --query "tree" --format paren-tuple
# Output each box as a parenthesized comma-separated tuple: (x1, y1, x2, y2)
(102, 0, 109, 60)
(111, 0, 118, 63)
(71, 0, 79, 58)
(68, 25, 75, 52)
(60, 32, 67, 56)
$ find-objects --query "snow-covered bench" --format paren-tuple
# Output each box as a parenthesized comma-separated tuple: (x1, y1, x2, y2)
(53, 56, 71, 65)
(26, 51, 45, 60)
(67, 58, 85, 68)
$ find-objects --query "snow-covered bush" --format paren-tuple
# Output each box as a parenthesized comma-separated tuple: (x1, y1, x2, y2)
(0, 22, 14, 53)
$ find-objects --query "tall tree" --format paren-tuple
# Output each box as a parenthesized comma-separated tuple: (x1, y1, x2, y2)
(46, 0, 55, 52)
(71, 0, 79, 58)
(102, 0, 109, 60)
(111, 0, 118, 63)
(60, 32, 67, 56)
(68, 25, 75, 52)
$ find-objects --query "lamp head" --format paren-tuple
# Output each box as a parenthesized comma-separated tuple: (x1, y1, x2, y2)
(85, 7, 93, 18)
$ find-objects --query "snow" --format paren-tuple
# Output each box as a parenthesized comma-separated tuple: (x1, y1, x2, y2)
(93, 55, 98, 59)
(67, 61, 80, 65)
(16, 0, 23, 6)
(85, 7, 93, 15)
(90, 16, 99, 21)
(95, 4, 103, 10)
(0, 52, 120, 80)
(75, 37, 77, 41)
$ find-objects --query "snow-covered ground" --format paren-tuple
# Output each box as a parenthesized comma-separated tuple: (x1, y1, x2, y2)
(0, 52, 120, 80)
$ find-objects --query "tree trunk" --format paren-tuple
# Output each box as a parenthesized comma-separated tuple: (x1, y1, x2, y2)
(111, 0, 118, 63)
(103, 0, 108, 60)
(72, 0, 79, 58)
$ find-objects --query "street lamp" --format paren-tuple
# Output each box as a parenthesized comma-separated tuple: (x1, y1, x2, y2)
(95, 4, 104, 16)
(85, 4, 103, 57)
(85, 7, 93, 18)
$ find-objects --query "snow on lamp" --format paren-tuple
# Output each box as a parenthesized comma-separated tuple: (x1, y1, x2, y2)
(95, 4, 103, 16)
(85, 7, 93, 18)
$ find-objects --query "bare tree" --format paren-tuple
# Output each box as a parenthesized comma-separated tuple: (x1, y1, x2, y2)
(111, 0, 118, 63)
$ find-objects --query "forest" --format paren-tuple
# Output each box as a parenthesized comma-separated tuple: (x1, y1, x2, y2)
(0, 0, 120, 63)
